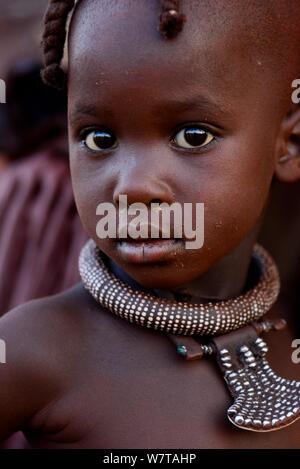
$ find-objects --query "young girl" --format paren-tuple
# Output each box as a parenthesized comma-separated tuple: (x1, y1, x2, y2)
(0, 0, 300, 448)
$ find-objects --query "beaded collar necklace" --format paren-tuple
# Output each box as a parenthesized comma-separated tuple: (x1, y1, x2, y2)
(79, 239, 300, 433)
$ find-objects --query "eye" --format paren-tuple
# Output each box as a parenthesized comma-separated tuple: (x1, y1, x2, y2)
(173, 126, 214, 150)
(83, 129, 117, 152)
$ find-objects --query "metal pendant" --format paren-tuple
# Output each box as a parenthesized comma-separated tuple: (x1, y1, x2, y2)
(217, 336, 300, 432)
(170, 319, 300, 432)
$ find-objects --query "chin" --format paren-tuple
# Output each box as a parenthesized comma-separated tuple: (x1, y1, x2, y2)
(120, 262, 201, 289)
(94, 238, 212, 289)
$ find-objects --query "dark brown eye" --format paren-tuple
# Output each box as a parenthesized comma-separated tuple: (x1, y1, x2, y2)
(174, 126, 214, 149)
(85, 130, 117, 151)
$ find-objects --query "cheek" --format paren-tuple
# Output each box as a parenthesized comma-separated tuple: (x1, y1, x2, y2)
(182, 133, 275, 258)
(69, 148, 109, 238)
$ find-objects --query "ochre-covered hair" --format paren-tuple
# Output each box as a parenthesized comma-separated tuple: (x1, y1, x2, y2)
(41, 0, 187, 90)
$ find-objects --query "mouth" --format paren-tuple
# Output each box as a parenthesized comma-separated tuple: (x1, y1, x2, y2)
(116, 238, 184, 264)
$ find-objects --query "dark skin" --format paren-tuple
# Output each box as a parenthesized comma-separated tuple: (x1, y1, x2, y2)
(68, 0, 300, 292)
(0, 285, 299, 449)
(0, 0, 300, 448)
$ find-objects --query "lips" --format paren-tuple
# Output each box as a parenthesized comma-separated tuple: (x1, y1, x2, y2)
(115, 218, 185, 263)
(116, 238, 184, 264)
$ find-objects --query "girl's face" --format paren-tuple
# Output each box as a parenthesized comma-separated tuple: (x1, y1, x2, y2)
(68, 0, 293, 288)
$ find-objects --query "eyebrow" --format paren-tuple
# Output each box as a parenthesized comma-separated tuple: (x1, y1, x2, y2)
(69, 104, 115, 122)
(70, 95, 229, 123)
(155, 96, 225, 115)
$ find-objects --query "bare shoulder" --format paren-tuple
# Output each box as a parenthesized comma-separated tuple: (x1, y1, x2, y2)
(1, 283, 91, 352)
(0, 283, 162, 443)
(0, 283, 98, 440)
(0, 280, 135, 383)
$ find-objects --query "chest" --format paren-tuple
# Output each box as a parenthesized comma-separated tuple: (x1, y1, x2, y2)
(24, 328, 300, 449)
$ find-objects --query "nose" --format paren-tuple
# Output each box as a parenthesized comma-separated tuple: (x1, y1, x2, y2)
(113, 155, 174, 208)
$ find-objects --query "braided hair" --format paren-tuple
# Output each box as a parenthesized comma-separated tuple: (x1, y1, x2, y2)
(41, 0, 187, 90)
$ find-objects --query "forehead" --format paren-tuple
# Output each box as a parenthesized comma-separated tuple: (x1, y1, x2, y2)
(68, 0, 298, 108)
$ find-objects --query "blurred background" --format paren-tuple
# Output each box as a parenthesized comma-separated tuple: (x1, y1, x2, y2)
(0, 0, 87, 319)
(0, 0, 48, 76)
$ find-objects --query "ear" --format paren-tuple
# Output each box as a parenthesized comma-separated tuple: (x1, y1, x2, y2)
(275, 106, 300, 183)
